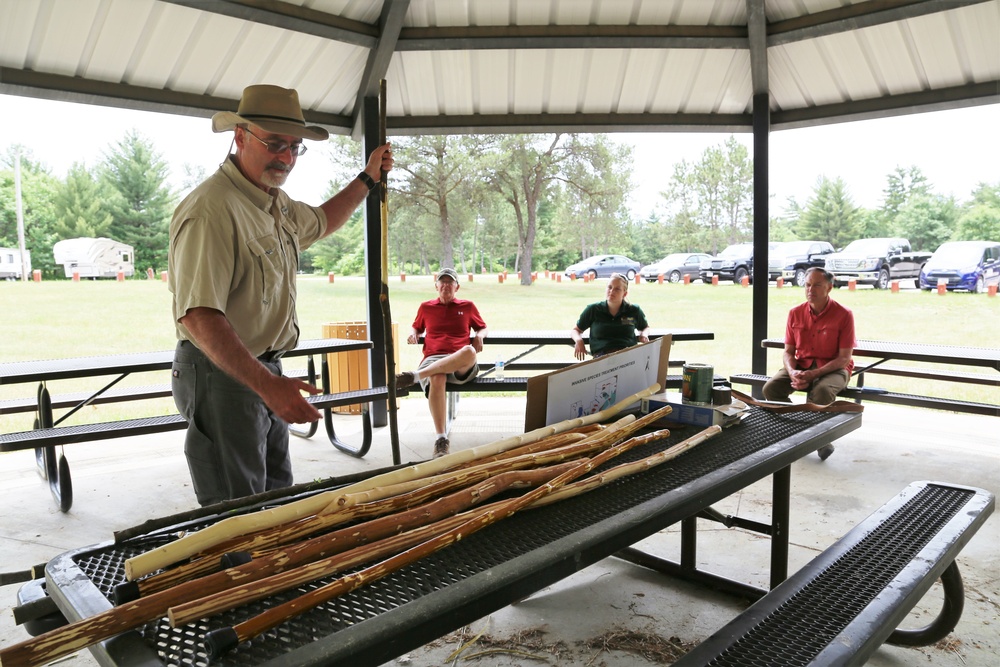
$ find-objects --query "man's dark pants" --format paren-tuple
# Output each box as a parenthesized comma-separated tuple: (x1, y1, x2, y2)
(172, 340, 292, 506)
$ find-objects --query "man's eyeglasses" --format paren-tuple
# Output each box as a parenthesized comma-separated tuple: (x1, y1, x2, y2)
(242, 127, 307, 156)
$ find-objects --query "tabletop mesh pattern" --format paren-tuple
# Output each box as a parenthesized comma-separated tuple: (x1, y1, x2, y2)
(69, 409, 834, 666)
(703, 484, 973, 666)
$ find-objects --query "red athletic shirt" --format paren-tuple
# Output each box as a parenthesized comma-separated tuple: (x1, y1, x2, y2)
(412, 298, 487, 359)
(785, 298, 855, 374)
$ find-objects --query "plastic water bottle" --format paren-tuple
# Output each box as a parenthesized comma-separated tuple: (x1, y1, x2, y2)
(494, 354, 505, 380)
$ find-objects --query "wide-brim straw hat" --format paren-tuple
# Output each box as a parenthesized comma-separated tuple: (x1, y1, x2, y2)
(212, 84, 329, 141)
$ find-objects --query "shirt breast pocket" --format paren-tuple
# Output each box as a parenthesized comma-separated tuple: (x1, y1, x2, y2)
(247, 235, 283, 306)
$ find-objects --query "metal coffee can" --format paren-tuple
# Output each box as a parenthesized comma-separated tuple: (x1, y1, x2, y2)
(682, 363, 714, 404)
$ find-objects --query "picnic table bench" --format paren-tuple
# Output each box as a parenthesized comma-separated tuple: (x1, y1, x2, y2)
(0, 339, 395, 513)
(731, 339, 999, 417)
(674, 480, 994, 666)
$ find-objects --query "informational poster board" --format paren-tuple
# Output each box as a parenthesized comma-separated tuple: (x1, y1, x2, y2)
(524, 336, 671, 431)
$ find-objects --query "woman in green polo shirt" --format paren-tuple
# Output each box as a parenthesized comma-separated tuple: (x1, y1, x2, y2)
(571, 273, 651, 360)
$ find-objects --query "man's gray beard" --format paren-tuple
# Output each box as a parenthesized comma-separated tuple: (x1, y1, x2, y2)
(261, 167, 290, 188)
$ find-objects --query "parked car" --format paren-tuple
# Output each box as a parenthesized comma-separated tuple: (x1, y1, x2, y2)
(825, 237, 930, 289)
(768, 240, 835, 285)
(563, 254, 641, 280)
(919, 240, 1000, 293)
(639, 252, 711, 283)
(700, 243, 778, 284)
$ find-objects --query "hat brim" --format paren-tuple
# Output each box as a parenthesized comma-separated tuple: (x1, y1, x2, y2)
(212, 111, 329, 141)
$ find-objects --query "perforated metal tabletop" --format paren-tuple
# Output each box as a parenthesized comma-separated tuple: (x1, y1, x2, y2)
(45, 408, 860, 667)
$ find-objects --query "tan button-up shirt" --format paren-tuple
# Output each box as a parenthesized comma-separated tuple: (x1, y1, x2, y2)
(168, 157, 326, 357)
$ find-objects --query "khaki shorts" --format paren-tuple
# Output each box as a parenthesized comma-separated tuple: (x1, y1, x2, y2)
(416, 353, 479, 395)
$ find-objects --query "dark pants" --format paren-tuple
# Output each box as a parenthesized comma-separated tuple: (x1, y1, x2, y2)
(763, 366, 850, 405)
(171, 341, 292, 506)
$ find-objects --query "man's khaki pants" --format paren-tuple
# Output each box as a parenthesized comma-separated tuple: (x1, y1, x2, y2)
(762, 367, 850, 405)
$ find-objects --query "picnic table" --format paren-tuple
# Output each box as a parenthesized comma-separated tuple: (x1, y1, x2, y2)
(761, 338, 1000, 416)
(34, 406, 860, 666)
(0, 339, 391, 512)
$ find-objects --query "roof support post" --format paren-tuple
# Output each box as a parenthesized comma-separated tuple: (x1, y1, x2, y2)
(362, 93, 388, 427)
(748, 0, 769, 382)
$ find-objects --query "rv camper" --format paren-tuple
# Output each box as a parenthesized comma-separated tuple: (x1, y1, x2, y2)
(0, 248, 31, 280)
(52, 237, 135, 279)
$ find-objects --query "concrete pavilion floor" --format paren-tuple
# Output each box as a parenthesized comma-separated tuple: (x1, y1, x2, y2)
(1, 396, 997, 667)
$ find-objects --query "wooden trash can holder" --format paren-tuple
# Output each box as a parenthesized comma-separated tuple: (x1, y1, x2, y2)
(322, 321, 399, 414)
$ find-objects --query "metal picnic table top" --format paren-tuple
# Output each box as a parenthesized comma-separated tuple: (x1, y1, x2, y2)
(43, 406, 859, 667)
(762, 338, 1000, 372)
(0, 338, 374, 385)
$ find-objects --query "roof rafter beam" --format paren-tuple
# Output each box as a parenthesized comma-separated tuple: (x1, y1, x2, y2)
(772, 80, 1000, 128)
(351, 0, 409, 139)
(768, 0, 993, 46)
(159, 0, 376, 47)
(0, 67, 353, 130)
(386, 112, 752, 136)
(396, 24, 747, 51)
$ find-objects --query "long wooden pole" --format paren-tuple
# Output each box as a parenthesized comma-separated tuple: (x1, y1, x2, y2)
(0, 464, 576, 667)
(377, 78, 402, 462)
(124, 384, 662, 580)
(198, 431, 661, 658)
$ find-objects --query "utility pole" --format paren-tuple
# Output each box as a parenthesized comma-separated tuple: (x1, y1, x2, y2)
(14, 147, 29, 281)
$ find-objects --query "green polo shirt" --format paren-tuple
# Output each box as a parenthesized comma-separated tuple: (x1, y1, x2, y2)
(576, 301, 649, 356)
(169, 157, 326, 357)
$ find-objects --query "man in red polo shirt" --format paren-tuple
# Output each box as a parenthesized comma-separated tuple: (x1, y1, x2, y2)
(763, 267, 855, 459)
(395, 268, 488, 458)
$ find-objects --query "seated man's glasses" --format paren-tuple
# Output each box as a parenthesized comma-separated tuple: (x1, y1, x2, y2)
(243, 127, 308, 156)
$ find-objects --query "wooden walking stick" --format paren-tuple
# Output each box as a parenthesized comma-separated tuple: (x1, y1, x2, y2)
(0, 464, 576, 667)
(376, 78, 402, 464)
(124, 384, 662, 580)
(198, 432, 658, 658)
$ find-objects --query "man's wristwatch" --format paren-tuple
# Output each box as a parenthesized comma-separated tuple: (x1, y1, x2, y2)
(357, 172, 378, 191)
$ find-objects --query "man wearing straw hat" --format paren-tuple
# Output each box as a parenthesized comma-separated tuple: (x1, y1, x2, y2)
(168, 84, 393, 506)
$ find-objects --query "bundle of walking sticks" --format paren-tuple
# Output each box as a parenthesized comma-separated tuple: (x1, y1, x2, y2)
(0, 384, 722, 667)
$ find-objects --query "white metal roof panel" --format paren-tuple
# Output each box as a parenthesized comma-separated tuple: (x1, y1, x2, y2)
(0, 0, 995, 134)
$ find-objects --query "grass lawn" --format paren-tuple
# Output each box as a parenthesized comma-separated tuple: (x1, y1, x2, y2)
(2, 274, 997, 429)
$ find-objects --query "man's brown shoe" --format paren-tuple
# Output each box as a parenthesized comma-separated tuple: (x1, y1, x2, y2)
(433, 437, 450, 458)
(395, 371, 416, 392)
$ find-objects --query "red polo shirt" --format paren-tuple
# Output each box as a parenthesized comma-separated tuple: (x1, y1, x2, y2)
(785, 298, 855, 374)
(412, 297, 487, 359)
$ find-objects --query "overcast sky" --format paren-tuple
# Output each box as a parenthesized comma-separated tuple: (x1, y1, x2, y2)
(2, 93, 997, 219)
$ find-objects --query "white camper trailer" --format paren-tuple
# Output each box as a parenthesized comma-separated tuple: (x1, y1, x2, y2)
(52, 237, 135, 279)
(0, 248, 31, 280)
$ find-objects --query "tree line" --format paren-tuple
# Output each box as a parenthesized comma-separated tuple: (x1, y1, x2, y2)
(3, 131, 998, 282)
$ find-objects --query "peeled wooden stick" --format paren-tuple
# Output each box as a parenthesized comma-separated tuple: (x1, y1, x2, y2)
(138, 422, 645, 595)
(0, 464, 576, 667)
(534, 425, 721, 507)
(124, 384, 661, 580)
(197, 430, 654, 658)
(334, 431, 588, 507)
